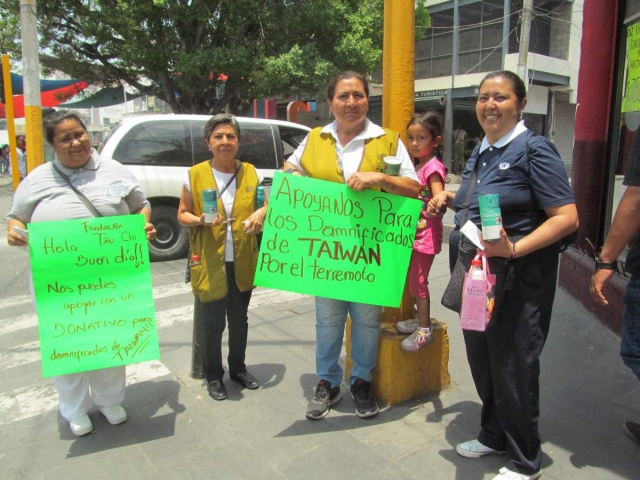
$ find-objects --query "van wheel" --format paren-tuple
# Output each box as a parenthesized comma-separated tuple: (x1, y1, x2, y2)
(149, 205, 189, 261)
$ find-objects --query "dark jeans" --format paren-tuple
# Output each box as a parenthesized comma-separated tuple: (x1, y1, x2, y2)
(463, 242, 559, 476)
(621, 275, 640, 381)
(201, 262, 252, 382)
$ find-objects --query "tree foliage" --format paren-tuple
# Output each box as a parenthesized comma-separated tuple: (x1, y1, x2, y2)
(0, 0, 385, 114)
(0, 1, 429, 114)
(415, 1, 432, 42)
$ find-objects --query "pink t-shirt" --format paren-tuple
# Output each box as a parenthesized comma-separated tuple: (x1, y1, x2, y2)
(413, 157, 447, 254)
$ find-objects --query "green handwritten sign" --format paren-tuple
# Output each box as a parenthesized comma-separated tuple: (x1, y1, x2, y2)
(623, 22, 640, 113)
(28, 215, 159, 377)
(254, 173, 422, 307)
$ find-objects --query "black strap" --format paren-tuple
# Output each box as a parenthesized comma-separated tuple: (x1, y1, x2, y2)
(52, 162, 103, 218)
(458, 147, 480, 227)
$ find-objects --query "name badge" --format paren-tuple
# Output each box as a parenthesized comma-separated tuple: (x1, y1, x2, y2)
(104, 183, 126, 197)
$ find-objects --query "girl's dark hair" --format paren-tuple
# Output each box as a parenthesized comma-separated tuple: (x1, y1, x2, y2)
(407, 110, 444, 159)
(43, 110, 88, 144)
(204, 113, 242, 142)
(326, 71, 369, 100)
(479, 70, 527, 104)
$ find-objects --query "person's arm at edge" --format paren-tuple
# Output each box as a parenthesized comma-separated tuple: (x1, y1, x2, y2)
(133, 206, 156, 241)
(7, 218, 28, 246)
(590, 185, 640, 305)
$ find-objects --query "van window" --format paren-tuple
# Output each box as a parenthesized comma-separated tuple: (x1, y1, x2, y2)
(192, 121, 277, 169)
(279, 125, 309, 160)
(112, 120, 192, 166)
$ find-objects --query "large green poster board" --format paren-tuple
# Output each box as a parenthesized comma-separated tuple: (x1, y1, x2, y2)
(254, 173, 422, 307)
(28, 215, 159, 377)
(623, 22, 640, 112)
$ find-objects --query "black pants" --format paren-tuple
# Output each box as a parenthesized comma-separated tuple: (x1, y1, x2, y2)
(452, 230, 559, 475)
(201, 262, 252, 382)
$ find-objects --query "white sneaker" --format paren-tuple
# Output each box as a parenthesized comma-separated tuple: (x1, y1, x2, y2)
(99, 405, 128, 425)
(396, 318, 419, 334)
(69, 414, 93, 436)
(456, 439, 505, 458)
(492, 467, 541, 480)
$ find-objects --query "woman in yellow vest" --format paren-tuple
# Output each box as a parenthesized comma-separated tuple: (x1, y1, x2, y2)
(178, 114, 266, 401)
(283, 71, 420, 420)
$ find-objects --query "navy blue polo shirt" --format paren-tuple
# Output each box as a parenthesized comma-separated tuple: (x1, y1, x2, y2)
(623, 130, 640, 275)
(453, 128, 575, 236)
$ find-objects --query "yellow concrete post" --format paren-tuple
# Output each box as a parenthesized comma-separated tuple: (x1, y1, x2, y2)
(381, 0, 416, 325)
(344, 1, 451, 406)
(1, 54, 20, 191)
(20, 0, 45, 174)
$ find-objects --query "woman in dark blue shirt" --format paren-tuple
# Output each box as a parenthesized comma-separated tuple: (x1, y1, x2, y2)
(429, 71, 578, 480)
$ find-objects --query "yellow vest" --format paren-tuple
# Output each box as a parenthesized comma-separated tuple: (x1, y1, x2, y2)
(188, 160, 259, 302)
(300, 126, 400, 190)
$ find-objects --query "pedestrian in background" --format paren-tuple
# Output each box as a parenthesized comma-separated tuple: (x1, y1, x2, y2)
(16, 135, 27, 180)
(590, 129, 640, 447)
(395, 111, 446, 352)
(283, 70, 420, 421)
(6, 110, 156, 437)
(429, 70, 578, 480)
(177, 114, 266, 402)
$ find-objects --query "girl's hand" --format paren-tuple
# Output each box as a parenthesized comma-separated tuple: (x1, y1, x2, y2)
(427, 191, 449, 217)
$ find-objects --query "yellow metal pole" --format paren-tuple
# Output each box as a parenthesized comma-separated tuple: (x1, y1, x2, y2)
(381, 0, 415, 324)
(2, 54, 20, 191)
(21, 0, 45, 175)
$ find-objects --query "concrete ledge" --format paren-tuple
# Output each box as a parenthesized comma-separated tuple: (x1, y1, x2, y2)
(345, 319, 451, 407)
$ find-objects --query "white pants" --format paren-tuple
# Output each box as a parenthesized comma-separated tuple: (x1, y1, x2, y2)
(53, 366, 126, 421)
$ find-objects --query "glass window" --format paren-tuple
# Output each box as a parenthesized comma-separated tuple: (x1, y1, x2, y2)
(237, 123, 277, 169)
(112, 120, 191, 166)
(278, 125, 309, 162)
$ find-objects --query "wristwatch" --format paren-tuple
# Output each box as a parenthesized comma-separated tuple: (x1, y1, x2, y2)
(595, 257, 619, 273)
(284, 167, 295, 174)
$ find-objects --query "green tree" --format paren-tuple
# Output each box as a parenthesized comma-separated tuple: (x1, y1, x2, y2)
(0, 0, 385, 114)
(415, 1, 432, 42)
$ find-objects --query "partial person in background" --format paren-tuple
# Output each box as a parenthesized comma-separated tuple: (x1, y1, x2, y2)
(590, 129, 640, 447)
(429, 70, 578, 480)
(6, 110, 156, 437)
(177, 114, 266, 402)
(16, 135, 27, 179)
(283, 70, 420, 421)
(0, 144, 10, 174)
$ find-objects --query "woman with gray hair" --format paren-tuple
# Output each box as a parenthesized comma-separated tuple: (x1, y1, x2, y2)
(178, 114, 266, 401)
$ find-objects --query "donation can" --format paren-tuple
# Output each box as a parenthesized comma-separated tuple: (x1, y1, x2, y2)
(478, 194, 502, 243)
(202, 188, 218, 223)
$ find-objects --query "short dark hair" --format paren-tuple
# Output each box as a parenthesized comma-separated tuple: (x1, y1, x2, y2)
(204, 113, 242, 142)
(326, 71, 369, 100)
(43, 110, 88, 144)
(479, 70, 527, 104)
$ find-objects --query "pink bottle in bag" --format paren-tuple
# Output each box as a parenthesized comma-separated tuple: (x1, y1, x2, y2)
(460, 256, 489, 331)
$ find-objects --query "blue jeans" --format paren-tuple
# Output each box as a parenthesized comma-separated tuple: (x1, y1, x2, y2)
(621, 275, 640, 381)
(314, 297, 382, 387)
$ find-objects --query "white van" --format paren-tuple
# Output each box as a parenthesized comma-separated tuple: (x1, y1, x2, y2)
(99, 114, 310, 261)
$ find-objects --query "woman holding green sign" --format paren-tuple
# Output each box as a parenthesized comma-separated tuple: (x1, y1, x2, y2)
(428, 71, 578, 480)
(283, 71, 420, 421)
(6, 110, 156, 437)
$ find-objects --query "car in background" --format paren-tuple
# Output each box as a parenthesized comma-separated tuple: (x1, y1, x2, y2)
(99, 114, 310, 261)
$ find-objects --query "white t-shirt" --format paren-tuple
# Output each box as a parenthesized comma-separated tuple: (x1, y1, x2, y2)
(182, 166, 264, 262)
(287, 119, 418, 182)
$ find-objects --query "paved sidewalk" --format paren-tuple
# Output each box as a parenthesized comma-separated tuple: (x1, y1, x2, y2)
(0, 173, 638, 479)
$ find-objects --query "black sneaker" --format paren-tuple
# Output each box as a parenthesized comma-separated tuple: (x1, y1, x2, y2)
(350, 379, 379, 418)
(305, 380, 342, 420)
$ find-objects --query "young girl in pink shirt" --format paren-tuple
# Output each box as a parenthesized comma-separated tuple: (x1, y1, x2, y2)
(397, 111, 447, 352)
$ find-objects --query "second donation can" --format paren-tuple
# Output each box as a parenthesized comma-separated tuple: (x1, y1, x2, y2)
(478, 194, 502, 242)
(202, 188, 219, 223)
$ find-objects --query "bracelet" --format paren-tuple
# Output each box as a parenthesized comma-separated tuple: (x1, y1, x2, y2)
(509, 241, 517, 260)
(595, 257, 619, 273)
